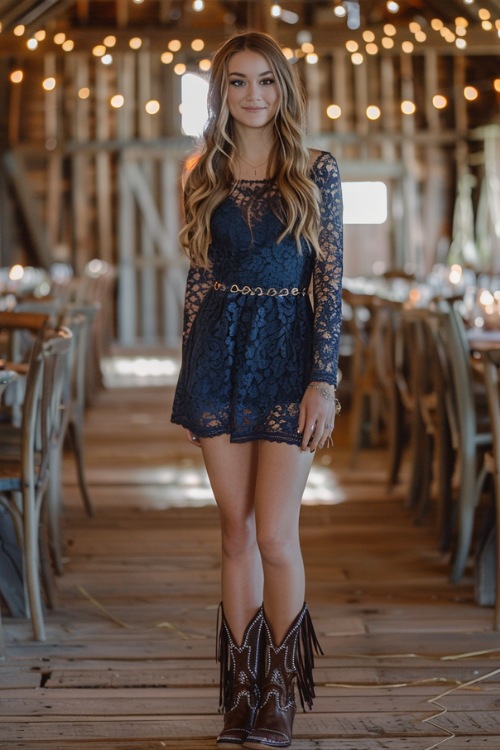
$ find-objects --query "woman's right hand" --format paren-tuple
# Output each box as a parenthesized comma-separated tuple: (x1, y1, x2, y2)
(185, 428, 201, 447)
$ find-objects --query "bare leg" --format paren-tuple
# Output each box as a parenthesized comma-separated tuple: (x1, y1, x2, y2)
(254, 441, 314, 643)
(200, 435, 263, 643)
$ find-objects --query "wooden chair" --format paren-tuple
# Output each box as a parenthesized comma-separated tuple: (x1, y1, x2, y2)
(342, 289, 386, 465)
(0, 327, 72, 640)
(434, 300, 492, 583)
(16, 300, 96, 522)
(479, 348, 500, 630)
(46, 307, 95, 575)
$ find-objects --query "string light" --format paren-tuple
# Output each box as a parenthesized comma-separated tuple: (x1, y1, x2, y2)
(2, 0, 497, 134)
(432, 94, 448, 109)
(110, 94, 124, 108)
(145, 99, 160, 114)
(401, 100, 416, 115)
(366, 105, 381, 120)
(326, 104, 342, 119)
(43, 77, 56, 91)
(306, 52, 319, 64)
(464, 85, 478, 100)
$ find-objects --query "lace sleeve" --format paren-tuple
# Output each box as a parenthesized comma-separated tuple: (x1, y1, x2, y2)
(310, 152, 344, 387)
(182, 263, 214, 348)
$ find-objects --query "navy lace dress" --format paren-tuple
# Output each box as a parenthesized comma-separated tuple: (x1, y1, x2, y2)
(171, 150, 343, 446)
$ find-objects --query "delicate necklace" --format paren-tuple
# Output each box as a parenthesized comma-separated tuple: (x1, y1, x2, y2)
(237, 154, 269, 178)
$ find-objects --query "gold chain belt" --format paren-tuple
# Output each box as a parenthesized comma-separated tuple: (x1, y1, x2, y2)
(213, 281, 307, 297)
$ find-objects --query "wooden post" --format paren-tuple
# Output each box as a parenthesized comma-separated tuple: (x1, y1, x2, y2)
(0, 61, 13, 266)
(399, 52, 422, 274)
(95, 62, 113, 265)
(422, 49, 448, 271)
(70, 53, 91, 274)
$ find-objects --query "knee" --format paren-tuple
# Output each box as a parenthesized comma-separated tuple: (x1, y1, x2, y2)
(220, 514, 257, 560)
(256, 527, 299, 568)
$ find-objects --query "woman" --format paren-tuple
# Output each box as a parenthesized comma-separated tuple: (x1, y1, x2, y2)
(171, 31, 343, 749)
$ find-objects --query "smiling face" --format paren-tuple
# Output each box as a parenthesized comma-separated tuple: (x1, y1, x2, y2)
(226, 50, 280, 134)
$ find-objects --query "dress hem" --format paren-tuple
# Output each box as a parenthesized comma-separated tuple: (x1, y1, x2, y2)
(170, 417, 303, 447)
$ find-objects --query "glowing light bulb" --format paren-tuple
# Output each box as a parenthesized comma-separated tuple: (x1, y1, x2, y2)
(43, 77, 56, 91)
(110, 94, 125, 108)
(432, 94, 447, 109)
(10, 70, 24, 83)
(326, 104, 341, 119)
(464, 85, 478, 100)
(367, 105, 381, 120)
(145, 100, 160, 114)
(401, 100, 416, 115)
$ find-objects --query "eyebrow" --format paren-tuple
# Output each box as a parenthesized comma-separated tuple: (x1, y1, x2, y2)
(228, 70, 274, 77)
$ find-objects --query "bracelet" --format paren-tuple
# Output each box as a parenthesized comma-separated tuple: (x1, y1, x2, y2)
(307, 384, 341, 415)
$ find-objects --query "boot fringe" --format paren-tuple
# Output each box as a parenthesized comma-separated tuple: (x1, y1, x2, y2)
(296, 605, 324, 711)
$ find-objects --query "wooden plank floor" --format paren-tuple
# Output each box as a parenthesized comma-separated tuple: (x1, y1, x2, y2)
(1, 357, 500, 749)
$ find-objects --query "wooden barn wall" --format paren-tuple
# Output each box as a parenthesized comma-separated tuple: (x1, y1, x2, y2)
(0, 43, 498, 345)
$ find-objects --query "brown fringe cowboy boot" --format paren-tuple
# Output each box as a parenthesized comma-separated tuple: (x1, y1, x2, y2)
(216, 604, 266, 747)
(243, 603, 323, 749)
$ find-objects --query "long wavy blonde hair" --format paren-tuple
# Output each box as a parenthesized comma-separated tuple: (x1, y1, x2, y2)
(179, 32, 322, 267)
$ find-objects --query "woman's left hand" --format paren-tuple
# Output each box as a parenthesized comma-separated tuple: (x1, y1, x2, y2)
(298, 383, 336, 452)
